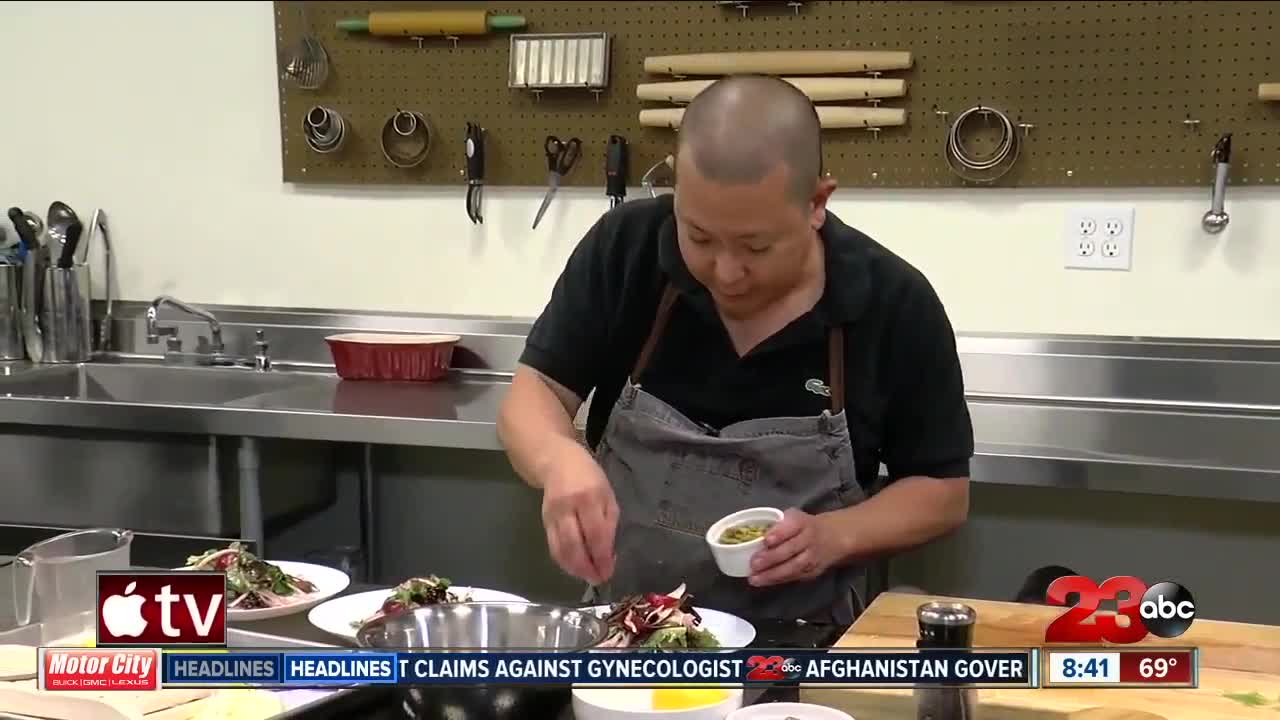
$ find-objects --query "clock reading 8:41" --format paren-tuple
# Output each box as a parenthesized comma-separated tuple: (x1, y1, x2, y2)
(1061, 657, 1109, 679)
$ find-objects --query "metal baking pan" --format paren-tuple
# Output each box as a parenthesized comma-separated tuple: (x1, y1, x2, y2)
(508, 33, 610, 90)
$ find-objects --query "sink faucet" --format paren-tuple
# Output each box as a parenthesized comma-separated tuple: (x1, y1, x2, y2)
(253, 329, 272, 371)
(146, 296, 224, 355)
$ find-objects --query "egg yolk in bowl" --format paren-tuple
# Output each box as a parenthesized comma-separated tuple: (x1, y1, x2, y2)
(651, 686, 732, 710)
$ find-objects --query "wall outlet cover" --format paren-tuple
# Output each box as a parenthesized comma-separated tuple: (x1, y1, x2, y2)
(1065, 206, 1135, 270)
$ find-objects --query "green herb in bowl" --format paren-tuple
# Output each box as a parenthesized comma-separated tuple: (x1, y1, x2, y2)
(718, 523, 773, 545)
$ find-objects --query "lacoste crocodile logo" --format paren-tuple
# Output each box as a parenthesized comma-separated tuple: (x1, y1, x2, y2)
(805, 379, 830, 397)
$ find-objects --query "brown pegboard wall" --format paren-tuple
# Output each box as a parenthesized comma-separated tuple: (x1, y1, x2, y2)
(275, 1, 1280, 189)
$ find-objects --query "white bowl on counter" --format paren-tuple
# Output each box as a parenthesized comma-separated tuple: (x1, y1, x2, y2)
(705, 507, 784, 577)
(573, 687, 744, 720)
(726, 702, 854, 720)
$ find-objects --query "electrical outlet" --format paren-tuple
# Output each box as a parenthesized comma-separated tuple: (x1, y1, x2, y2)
(1065, 206, 1135, 270)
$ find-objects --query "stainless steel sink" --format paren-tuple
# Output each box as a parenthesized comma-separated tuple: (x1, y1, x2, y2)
(0, 363, 327, 406)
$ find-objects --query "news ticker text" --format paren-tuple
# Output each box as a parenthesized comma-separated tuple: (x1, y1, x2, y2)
(37, 647, 1198, 692)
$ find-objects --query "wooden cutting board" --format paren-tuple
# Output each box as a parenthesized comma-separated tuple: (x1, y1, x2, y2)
(0, 679, 211, 720)
(801, 592, 1280, 719)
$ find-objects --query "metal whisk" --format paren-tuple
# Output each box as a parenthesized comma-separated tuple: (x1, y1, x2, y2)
(283, 2, 329, 90)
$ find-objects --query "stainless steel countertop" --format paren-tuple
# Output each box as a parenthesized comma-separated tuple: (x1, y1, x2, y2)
(0, 358, 1131, 453)
(0, 361, 509, 450)
(2, 303, 1270, 505)
(0, 357, 1273, 463)
(0, 360, 1221, 461)
(4, 354, 1280, 503)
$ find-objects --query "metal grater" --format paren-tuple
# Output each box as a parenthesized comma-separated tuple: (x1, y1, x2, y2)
(508, 32, 610, 90)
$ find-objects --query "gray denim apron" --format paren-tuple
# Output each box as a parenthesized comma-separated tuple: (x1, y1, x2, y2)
(587, 284, 868, 624)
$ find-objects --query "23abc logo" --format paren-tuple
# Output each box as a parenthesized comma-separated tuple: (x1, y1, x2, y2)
(745, 655, 804, 682)
(1044, 576, 1196, 644)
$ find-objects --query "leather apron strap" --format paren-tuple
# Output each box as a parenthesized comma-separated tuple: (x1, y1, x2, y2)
(631, 283, 682, 380)
(633, 283, 845, 415)
(828, 325, 845, 414)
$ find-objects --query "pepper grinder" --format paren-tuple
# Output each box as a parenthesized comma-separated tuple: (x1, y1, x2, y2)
(915, 601, 978, 720)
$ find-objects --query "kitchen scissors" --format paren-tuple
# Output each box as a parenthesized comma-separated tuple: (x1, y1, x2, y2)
(532, 135, 582, 229)
(465, 122, 485, 224)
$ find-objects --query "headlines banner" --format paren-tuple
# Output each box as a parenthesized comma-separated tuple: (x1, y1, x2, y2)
(142, 649, 1034, 689)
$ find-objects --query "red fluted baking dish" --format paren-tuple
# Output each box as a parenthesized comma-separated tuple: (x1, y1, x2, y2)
(325, 333, 461, 381)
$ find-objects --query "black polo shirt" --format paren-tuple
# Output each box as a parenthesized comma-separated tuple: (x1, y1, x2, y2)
(520, 194, 973, 491)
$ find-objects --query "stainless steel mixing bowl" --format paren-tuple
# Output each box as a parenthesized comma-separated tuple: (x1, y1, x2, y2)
(355, 602, 607, 720)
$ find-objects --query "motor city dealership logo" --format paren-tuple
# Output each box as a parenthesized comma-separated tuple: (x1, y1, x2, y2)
(97, 571, 227, 646)
(1044, 576, 1196, 643)
(39, 648, 161, 691)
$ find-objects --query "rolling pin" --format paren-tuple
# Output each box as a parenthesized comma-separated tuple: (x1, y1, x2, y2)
(640, 106, 906, 129)
(336, 11, 527, 36)
(1260, 83, 1280, 101)
(644, 50, 912, 76)
(637, 77, 906, 103)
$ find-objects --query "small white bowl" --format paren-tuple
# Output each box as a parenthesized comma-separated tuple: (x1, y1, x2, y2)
(705, 507, 784, 578)
(573, 687, 744, 720)
(726, 702, 854, 720)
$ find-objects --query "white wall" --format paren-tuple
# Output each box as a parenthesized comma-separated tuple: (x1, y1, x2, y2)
(3, 1, 1278, 339)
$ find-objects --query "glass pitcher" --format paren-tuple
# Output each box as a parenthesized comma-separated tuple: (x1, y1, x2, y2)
(12, 529, 133, 641)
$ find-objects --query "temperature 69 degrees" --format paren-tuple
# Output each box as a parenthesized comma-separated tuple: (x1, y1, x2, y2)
(1118, 651, 1194, 684)
(1046, 650, 1195, 687)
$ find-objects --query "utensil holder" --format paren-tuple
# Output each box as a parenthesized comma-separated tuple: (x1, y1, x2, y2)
(0, 265, 22, 360)
(39, 265, 92, 363)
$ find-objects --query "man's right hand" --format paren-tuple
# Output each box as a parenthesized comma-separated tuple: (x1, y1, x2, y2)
(539, 448, 619, 586)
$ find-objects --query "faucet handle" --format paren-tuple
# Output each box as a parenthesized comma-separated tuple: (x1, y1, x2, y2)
(254, 329, 272, 371)
(165, 334, 182, 353)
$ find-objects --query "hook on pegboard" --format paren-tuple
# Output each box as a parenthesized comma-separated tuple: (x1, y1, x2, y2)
(407, 35, 460, 50)
(715, 0, 805, 18)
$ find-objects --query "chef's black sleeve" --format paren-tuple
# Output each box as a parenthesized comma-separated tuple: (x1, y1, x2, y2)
(881, 275, 974, 482)
(518, 213, 619, 404)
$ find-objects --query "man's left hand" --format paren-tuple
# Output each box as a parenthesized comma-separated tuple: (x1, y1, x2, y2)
(748, 508, 845, 587)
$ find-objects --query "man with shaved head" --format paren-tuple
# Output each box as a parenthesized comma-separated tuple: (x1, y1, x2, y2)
(499, 75, 972, 623)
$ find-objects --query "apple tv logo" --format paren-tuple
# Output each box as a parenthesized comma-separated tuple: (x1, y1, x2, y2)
(101, 582, 148, 638)
(97, 571, 226, 647)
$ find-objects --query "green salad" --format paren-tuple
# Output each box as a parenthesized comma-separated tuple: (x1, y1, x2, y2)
(597, 583, 721, 649)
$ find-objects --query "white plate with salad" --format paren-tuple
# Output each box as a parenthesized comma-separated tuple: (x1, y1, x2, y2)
(307, 576, 530, 641)
(585, 584, 756, 649)
(180, 543, 351, 622)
